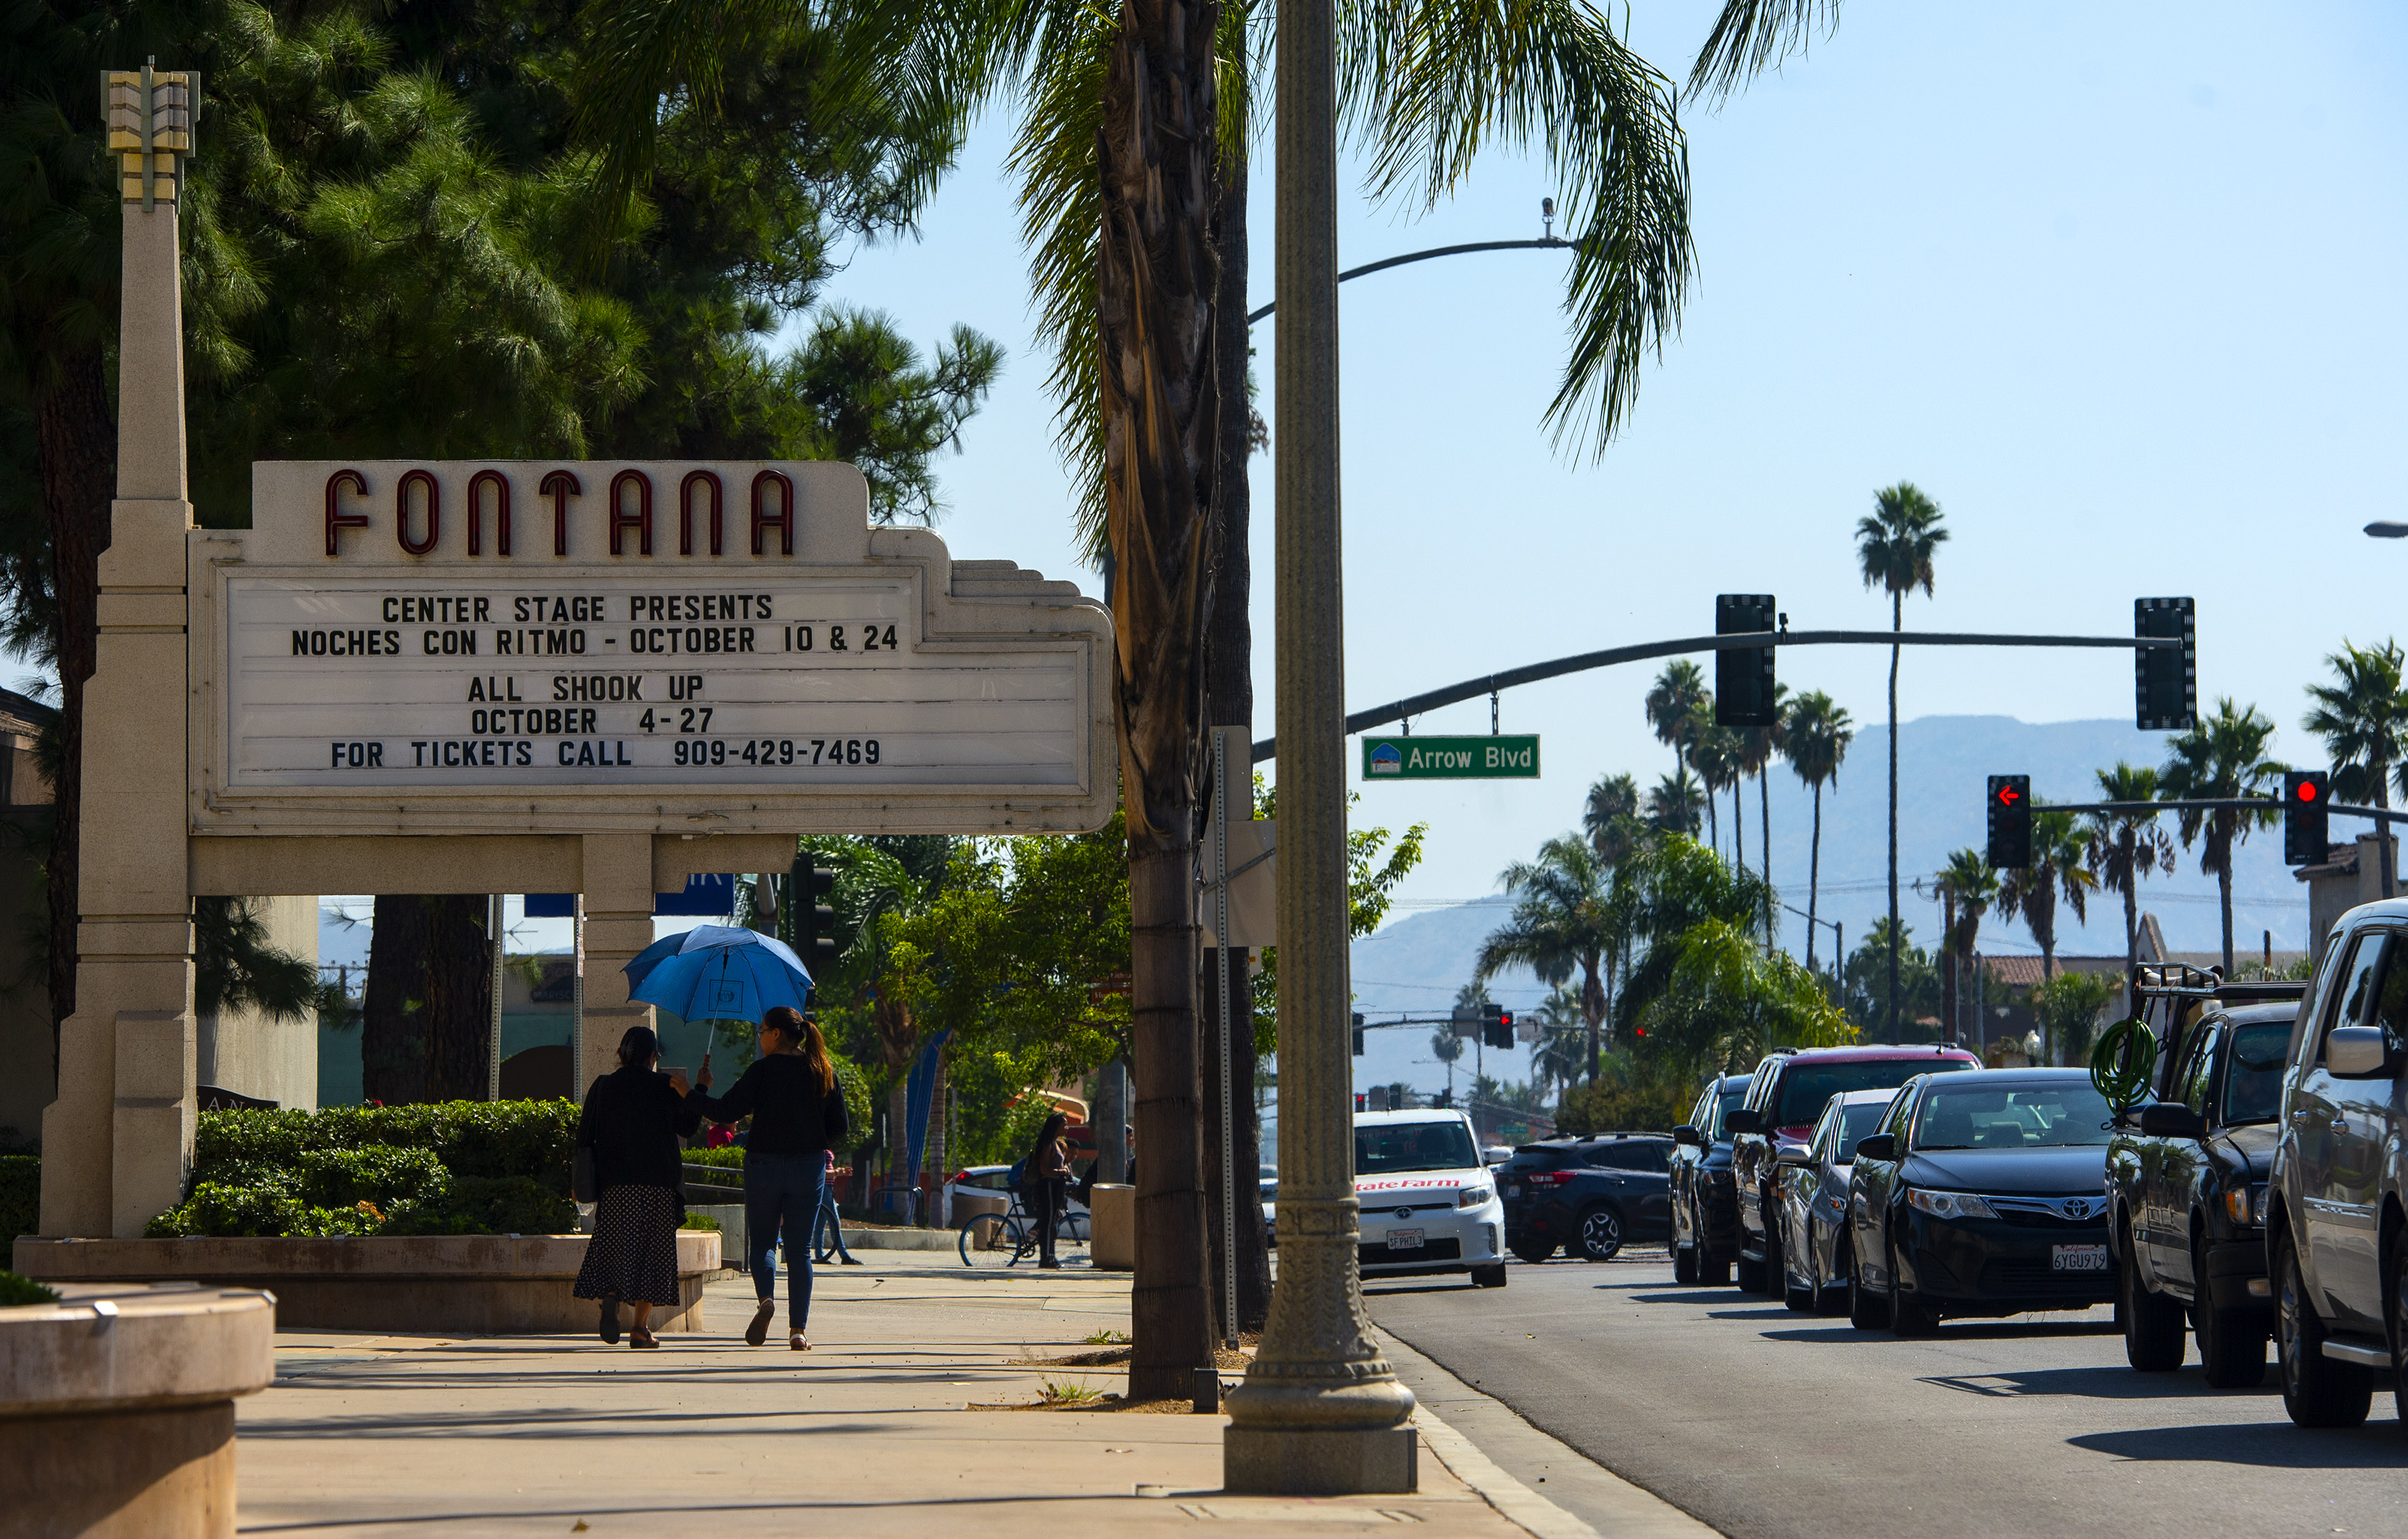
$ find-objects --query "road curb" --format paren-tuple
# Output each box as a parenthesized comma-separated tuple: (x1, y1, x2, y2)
(1377, 1325, 1723, 1539)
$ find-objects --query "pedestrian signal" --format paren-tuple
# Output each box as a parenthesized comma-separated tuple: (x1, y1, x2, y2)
(2285, 771, 2329, 867)
(1987, 775, 2032, 868)
(2135, 598, 2196, 731)
(1715, 595, 1779, 728)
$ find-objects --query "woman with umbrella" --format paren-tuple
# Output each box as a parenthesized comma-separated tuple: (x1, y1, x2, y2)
(573, 1026, 705, 1348)
(691, 1007, 849, 1349)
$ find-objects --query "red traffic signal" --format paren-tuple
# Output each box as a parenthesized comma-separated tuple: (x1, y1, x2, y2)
(1995, 783, 2021, 808)
(2295, 779, 2319, 803)
(2285, 770, 2329, 866)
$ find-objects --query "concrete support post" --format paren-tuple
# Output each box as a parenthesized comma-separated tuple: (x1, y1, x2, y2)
(1223, 0, 1416, 1494)
(41, 85, 199, 1238)
(578, 834, 655, 1085)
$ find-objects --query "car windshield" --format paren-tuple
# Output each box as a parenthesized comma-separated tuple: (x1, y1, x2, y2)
(2223, 1022, 2290, 1124)
(1776, 1059, 1972, 1130)
(1357, 1119, 1480, 1175)
(1833, 1102, 1891, 1159)
(1708, 1086, 1747, 1137)
(1914, 1082, 2115, 1149)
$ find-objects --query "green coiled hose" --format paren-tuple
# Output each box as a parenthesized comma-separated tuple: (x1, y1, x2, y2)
(2091, 1015, 2158, 1112)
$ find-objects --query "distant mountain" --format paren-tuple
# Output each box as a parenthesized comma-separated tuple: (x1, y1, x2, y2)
(1347, 714, 2312, 1094)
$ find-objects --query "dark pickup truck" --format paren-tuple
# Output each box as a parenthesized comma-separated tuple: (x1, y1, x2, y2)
(2104, 965, 2303, 1388)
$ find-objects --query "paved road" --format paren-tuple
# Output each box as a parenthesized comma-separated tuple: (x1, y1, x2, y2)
(1367, 1248, 2408, 1539)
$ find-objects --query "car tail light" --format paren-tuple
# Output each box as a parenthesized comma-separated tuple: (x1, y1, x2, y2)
(952, 1171, 971, 1186)
(1523, 1171, 1566, 1187)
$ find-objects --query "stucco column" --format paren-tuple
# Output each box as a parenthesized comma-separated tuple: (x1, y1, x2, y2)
(577, 834, 655, 1087)
(1222, 0, 1416, 1495)
(42, 70, 201, 1238)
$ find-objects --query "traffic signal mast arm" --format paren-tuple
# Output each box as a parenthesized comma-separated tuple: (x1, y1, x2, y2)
(2027, 797, 2408, 822)
(1250, 628, 2185, 764)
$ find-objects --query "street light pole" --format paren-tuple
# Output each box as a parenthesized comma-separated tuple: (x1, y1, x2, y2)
(1224, 0, 1418, 1495)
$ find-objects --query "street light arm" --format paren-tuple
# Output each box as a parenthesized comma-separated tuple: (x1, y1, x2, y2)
(1246, 238, 1574, 325)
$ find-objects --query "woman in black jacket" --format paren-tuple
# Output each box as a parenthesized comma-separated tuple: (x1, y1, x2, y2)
(691, 1007, 849, 1349)
(573, 1026, 704, 1348)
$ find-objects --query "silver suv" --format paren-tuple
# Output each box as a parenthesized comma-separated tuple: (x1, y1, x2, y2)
(2268, 899, 2408, 1429)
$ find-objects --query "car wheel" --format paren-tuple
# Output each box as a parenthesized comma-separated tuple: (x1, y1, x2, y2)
(2388, 1225, 2408, 1427)
(1673, 1243, 1700, 1285)
(1471, 1263, 1509, 1289)
(1781, 1220, 1816, 1312)
(1888, 1237, 1940, 1337)
(1511, 1235, 1557, 1265)
(1757, 1205, 1787, 1298)
(2121, 1228, 2187, 1372)
(1847, 1233, 1888, 1330)
(1734, 1247, 1765, 1294)
(1577, 1205, 1625, 1262)
(1699, 1247, 1731, 1287)
(1817, 1235, 1849, 1317)
(2193, 1234, 2267, 1389)
(2276, 1228, 2371, 1428)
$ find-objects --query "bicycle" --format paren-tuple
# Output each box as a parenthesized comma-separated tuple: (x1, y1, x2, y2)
(957, 1190, 1089, 1268)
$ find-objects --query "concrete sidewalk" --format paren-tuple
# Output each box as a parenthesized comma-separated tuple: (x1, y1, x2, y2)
(233, 1252, 1622, 1536)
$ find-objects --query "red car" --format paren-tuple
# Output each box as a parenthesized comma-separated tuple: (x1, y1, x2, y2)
(1725, 1043, 1979, 1297)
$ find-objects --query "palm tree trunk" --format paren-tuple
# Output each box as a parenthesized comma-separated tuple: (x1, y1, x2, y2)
(2215, 828, 2236, 976)
(1583, 959, 1604, 1085)
(1807, 783, 1824, 971)
(1758, 766, 1772, 939)
(1100, 0, 1220, 1403)
(1940, 894, 1957, 1047)
(1732, 782, 1745, 871)
(2120, 843, 2139, 978)
(1887, 593, 1902, 1040)
(1703, 783, 1718, 855)
(362, 897, 432, 1105)
(2376, 773, 2395, 899)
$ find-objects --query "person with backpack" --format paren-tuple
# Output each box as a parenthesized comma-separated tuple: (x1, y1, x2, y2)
(691, 1008, 849, 1349)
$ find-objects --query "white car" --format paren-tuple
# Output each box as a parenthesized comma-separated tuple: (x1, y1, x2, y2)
(1353, 1109, 1508, 1288)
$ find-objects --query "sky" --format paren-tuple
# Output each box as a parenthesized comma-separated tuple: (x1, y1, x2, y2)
(755, 0, 2407, 926)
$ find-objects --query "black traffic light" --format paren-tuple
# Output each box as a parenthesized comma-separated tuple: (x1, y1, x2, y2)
(1987, 775, 2032, 868)
(1352, 1012, 1365, 1056)
(1355, 1093, 1367, 1112)
(791, 852, 838, 975)
(1480, 1003, 1515, 1050)
(1714, 594, 1779, 727)
(2135, 598, 2196, 731)
(2285, 771, 2329, 867)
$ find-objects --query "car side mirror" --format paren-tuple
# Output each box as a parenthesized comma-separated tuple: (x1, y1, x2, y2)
(1672, 1124, 1703, 1147)
(2326, 1025, 2397, 1078)
(1774, 1145, 1813, 1166)
(2137, 1103, 2208, 1140)
(1724, 1108, 1763, 1135)
(1854, 1134, 1896, 1162)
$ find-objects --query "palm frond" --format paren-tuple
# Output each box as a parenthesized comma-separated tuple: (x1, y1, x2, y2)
(1686, 0, 1842, 106)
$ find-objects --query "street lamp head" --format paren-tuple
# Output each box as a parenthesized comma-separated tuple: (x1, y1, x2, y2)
(1541, 197, 1555, 241)
(2366, 522, 2408, 539)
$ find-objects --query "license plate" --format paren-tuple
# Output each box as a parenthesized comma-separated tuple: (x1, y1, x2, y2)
(1503, 1185, 1520, 1198)
(2053, 1244, 2109, 1272)
(1385, 1228, 1425, 1251)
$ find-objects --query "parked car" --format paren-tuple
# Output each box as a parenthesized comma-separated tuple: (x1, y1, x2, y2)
(1355, 1109, 1508, 1287)
(1670, 1074, 1750, 1285)
(1773, 1087, 1900, 1313)
(1260, 1173, 1278, 1248)
(2267, 903, 2408, 1430)
(1498, 1134, 1674, 1263)
(1728, 1044, 1980, 1296)
(1843, 1068, 2118, 1334)
(2104, 965, 2302, 1386)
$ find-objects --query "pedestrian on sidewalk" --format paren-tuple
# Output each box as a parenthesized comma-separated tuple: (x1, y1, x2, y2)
(1025, 1111, 1073, 1270)
(691, 1007, 850, 1349)
(818, 1152, 862, 1266)
(573, 1026, 704, 1349)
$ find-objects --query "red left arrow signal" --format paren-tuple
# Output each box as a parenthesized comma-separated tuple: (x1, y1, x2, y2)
(1996, 785, 2021, 807)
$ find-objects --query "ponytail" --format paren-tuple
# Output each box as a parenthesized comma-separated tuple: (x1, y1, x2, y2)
(764, 1005, 835, 1097)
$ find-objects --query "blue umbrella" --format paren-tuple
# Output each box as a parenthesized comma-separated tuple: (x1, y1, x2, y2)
(624, 925, 814, 1023)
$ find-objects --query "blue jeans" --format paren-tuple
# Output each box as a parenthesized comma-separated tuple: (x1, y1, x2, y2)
(745, 1152, 827, 1329)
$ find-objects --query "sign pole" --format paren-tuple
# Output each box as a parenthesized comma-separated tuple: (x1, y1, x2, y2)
(1215, 730, 1237, 1354)
(487, 894, 505, 1100)
(1224, 0, 1417, 1493)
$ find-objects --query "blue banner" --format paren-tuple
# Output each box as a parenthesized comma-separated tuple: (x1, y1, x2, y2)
(525, 873, 736, 918)
(904, 1030, 954, 1188)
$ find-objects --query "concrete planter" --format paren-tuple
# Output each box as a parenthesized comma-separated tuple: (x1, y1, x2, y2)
(13, 1231, 722, 1335)
(1, 1281, 274, 1538)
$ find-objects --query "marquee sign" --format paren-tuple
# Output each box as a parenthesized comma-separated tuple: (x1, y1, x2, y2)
(190, 460, 1115, 837)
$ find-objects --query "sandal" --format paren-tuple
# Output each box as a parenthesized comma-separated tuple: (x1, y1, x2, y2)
(598, 1297, 622, 1346)
(789, 1330, 810, 1352)
(745, 1298, 776, 1348)
(630, 1329, 660, 1349)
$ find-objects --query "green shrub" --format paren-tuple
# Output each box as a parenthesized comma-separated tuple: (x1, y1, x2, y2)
(380, 1175, 573, 1237)
(192, 1100, 577, 1188)
(292, 1147, 448, 1210)
(684, 1145, 746, 1169)
(680, 1214, 720, 1232)
(0, 1155, 37, 1246)
(0, 1270, 60, 1307)
(146, 1182, 381, 1239)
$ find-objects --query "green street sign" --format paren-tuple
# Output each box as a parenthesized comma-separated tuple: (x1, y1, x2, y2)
(1361, 734, 1540, 781)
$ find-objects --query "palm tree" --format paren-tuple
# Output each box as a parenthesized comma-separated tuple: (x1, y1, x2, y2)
(2000, 807, 2097, 998)
(1781, 690, 1854, 972)
(1476, 836, 1625, 1087)
(1646, 769, 1705, 837)
(1854, 482, 1949, 1038)
(1582, 773, 1642, 865)
(1688, 718, 1742, 860)
(1933, 849, 1998, 1049)
(2303, 639, 2408, 898)
(2086, 763, 2175, 977)
(1528, 984, 1590, 1107)
(1646, 660, 1710, 785)
(2161, 699, 2284, 974)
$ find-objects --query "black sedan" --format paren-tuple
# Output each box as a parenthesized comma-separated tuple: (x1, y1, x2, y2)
(1670, 1074, 1749, 1286)
(1499, 1135, 1674, 1263)
(1845, 1069, 2118, 1334)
